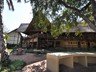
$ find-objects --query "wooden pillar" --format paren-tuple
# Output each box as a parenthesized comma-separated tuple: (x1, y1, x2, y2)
(20, 36, 23, 47)
(47, 33, 48, 49)
(54, 40, 56, 48)
(87, 41, 90, 51)
(78, 41, 81, 48)
(78, 41, 81, 50)
(36, 33, 39, 49)
(36, 38, 38, 49)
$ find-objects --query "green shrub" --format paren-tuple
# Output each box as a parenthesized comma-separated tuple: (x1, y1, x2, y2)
(1, 51, 11, 67)
(0, 68, 10, 72)
(9, 60, 26, 71)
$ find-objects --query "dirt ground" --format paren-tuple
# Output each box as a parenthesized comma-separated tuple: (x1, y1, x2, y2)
(9, 53, 96, 72)
(9, 53, 46, 64)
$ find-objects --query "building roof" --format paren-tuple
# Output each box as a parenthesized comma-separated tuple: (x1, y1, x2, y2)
(24, 11, 51, 35)
(63, 24, 95, 32)
(17, 23, 29, 32)
(8, 29, 18, 34)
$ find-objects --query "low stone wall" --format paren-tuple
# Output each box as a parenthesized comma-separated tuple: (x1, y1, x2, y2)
(47, 52, 96, 72)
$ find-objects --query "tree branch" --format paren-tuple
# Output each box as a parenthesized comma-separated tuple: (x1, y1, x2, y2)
(58, 0, 80, 12)
(80, 1, 91, 11)
(58, 0, 96, 31)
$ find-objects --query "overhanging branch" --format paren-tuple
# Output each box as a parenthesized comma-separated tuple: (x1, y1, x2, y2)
(80, 1, 91, 11)
(58, 0, 96, 31)
(58, 0, 80, 12)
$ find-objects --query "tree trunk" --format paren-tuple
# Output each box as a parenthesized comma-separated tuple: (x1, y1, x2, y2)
(0, 8, 5, 56)
(0, 8, 10, 67)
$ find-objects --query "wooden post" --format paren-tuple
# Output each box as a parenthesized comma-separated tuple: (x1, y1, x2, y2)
(78, 41, 81, 50)
(87, 41, 90, 51)
(20, 35, 23, 47)
(37, 33, 39, 49)
(54, 40, 56, 48)
(47, 33, 48, 49)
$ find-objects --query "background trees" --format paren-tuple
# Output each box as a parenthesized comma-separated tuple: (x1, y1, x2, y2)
(30, 0, 96, 36)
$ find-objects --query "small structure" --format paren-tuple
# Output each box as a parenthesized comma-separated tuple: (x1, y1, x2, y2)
(47, 52, 96, 72)
(7, 23, 29, 48)
(7, 29, 21, 45)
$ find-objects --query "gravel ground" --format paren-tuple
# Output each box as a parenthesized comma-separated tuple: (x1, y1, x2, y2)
(9, 53, 46, 64)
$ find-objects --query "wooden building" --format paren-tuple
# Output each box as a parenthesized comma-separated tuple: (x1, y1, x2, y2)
(22, 12, 96, 50)
(7, 29, 21, 45)
(7, 23, 29, 47)
(58, 24, 96, 49)
(17, 23, 29, 47)
(23, 11, 51, 49)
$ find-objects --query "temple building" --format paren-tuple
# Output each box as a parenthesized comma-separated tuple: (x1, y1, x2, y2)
(13, 11, 96, 50)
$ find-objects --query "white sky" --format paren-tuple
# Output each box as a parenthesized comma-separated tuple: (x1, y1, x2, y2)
(2, 0, 32, 32)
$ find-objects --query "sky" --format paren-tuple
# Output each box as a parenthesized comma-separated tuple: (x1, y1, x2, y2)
(2, 0, 32, 32)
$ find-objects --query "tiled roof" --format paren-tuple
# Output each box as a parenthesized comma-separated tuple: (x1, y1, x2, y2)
(63, 24, 95, 32)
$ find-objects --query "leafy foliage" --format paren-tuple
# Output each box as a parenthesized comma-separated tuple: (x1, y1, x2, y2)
(30, 0, 90, 23)
(0, 60, 26, 72)
(33, 11, 50, 32)
(0, 67, 10, 72)
(4, 33, 9, 41)
(1, 51, 11, 67)
(30, 0, 96, 37)
(9, 60, 26, 71)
